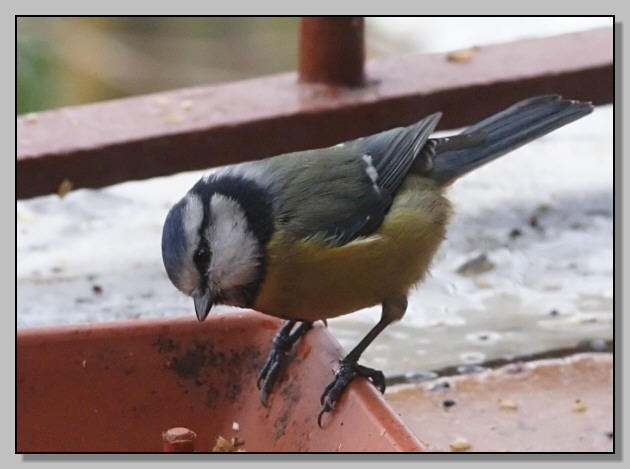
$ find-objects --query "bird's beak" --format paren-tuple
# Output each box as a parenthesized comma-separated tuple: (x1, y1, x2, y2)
(193, 290, 214, 322)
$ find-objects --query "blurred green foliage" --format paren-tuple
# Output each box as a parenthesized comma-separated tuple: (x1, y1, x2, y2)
(17, 17, 300, 114)
(17, 36, 57, 115)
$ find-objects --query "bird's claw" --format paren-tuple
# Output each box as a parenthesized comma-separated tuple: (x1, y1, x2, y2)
(317, 360, 386, 428)
(257, 347, 290, 406)
(256, 321, 313, 407)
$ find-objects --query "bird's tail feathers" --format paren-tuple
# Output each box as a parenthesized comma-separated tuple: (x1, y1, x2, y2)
(424, 95, 594, 186)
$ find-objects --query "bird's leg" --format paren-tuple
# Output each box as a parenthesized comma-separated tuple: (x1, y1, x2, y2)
(318, 296, 408, 427)
(257, 320, 313, 406)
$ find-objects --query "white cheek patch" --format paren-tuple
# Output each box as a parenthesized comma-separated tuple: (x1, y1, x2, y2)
(207, 193, 260, 294)
(183, 194, 203, 248)
(177, 194, 204, 294)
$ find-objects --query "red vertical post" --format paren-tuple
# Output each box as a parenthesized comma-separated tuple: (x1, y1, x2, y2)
(299, 17, 365, 87)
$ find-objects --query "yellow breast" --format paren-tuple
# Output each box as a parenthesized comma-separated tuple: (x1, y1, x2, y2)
(253, 176, 452, 321)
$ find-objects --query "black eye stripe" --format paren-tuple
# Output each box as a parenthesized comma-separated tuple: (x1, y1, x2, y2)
(193, 243, 211, 274)
(189, 173, 274, 307)
(193, 247, 210, 264)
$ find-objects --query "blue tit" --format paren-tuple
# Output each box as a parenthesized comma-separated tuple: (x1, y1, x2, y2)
(161, 95, 593, 425)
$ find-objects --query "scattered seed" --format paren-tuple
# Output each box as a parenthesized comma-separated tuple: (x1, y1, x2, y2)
(450, 437, 471, 451)
(25, 113, 39, 124)
(474, 278, 491, 288)
(443, 399, 456, 408)
(549, 309, 560, 316)
(17, 212, 35, 223)
(212, 435, 245, 452)
(57, 179, 73, 198)
(605, 431, 613, 439)
(232, 421, 240, 431)
(572, 399, 587, 412)
(529, 214, 539, 228)
(82, 359, 87, 368)
(498, 398, 518, 410)
(447, 46, 479, 63)
(164, 112, 183, 124)
(155, 96, 170, 107)
(92, 284, 103, 294)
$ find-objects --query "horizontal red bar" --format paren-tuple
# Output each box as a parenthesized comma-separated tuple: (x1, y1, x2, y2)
(17, 27, 612, 199)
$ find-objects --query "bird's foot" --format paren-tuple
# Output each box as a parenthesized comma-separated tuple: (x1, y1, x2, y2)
(257, 321, 312, 406)
(318, 358, 386, 427)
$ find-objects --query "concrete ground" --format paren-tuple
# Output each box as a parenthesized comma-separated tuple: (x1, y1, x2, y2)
(385, 352, 613, 452)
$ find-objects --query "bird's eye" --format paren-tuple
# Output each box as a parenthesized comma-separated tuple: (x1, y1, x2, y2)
(193, 247, 210, 268)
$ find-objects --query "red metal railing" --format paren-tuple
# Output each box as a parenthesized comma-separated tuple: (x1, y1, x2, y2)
(16, 19, 612, 199)
(299, 17, 365, 87)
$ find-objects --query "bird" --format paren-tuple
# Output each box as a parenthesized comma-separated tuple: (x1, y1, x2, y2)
(161, 94, 593, 426)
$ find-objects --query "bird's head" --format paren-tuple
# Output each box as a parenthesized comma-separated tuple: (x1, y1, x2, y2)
(161, 175, 274, 321)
